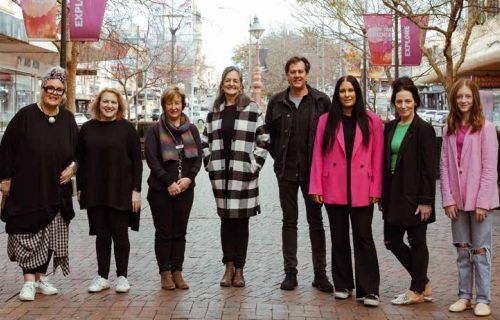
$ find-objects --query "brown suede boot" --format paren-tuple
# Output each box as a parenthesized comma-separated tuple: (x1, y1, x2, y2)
(160, 271, 175, 290)
(220, 262, 234, 287)
(232, 268, 245, 287)
(172, 271, 189, 289)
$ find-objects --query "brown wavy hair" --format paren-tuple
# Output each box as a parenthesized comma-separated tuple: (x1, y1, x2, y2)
(89, 88, 126, 120)
(161, 85, 186, 113)
(446, 79, 484, 135)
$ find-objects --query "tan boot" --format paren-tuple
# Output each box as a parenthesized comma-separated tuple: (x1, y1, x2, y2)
(172, 271, 189, 289)
(232, 268, 245, 287)
(160, 271, 175, 290)
(423, 282, 432, 302)
(220, 262, 234, 287)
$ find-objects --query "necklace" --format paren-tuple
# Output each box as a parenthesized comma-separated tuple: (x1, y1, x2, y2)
(38, 103, 59, 124)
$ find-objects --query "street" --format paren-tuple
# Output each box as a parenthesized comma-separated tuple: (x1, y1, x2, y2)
(0, 159, 499, 319)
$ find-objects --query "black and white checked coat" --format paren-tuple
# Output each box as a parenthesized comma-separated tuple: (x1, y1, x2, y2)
(201, 100, 270, 218)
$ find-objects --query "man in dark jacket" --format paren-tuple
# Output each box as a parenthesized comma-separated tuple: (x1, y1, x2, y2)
(265, 56, 332, 291)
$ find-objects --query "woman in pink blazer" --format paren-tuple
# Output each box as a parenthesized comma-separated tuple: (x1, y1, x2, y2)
(440, 79, 498, 317)
(309, 75, 384, 307)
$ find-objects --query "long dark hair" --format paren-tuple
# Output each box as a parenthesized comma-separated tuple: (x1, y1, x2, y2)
(322, 75, 370, 153)
(213, 66, 250, 111)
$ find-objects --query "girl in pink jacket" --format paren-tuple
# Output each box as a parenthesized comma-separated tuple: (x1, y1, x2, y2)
(440, 79, 499, 317)
(309, 75, 384, 307)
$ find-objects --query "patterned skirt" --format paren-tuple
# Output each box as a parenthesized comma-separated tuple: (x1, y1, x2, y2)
(7, 213, 70, 275)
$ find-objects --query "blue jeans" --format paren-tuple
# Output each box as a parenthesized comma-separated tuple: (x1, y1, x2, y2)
(451, 211, 492, 304)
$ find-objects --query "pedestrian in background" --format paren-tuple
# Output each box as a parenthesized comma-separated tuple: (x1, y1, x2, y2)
(440, 79, 498, 317)
(0, 66, 78, 301)
(201, 66, 269, 288)
(265, 56, 332, 292)
(381, 77, 436, 305)
(309, 75, 383, 306)
(77, 88, 142, 294)
(145, 86, 201, 290)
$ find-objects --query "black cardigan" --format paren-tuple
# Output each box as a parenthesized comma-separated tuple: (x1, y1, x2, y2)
(144, 122, 202, 192)
(0, 104, 78, 234)
(382, 115, 436, 227)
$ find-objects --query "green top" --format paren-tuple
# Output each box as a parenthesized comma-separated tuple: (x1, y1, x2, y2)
(390, 122, 411, 172)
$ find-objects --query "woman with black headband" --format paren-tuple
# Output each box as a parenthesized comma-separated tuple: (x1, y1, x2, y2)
(0, 66, 78, 301)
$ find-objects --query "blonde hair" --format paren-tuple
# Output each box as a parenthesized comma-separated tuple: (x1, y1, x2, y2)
(89, 88, 126, 120)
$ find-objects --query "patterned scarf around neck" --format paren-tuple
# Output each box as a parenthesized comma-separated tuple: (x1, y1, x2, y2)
(159, 113, 199, 162)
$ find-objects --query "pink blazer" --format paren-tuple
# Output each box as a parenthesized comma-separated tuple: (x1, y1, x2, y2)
(440, 120, 499, 211)
(309, 111, 384, 207)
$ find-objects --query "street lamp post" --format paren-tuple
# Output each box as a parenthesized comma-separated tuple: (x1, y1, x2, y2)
(249, 16, 265, 110)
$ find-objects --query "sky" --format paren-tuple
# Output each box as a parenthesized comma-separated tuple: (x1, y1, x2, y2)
(196, 0, 297, 73)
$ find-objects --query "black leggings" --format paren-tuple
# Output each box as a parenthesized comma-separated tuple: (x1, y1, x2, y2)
(148, 188, 194, 272)
(221, 218, 249, 269)
(384, 222, 429, 293)
(88, 206, 130, 279)
(22, 250, 53, 275)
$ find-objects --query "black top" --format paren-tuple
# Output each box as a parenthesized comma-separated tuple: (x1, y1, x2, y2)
(284, 94, 312, 181)
(76, 119, 142, 211)
(342, 114, 356, 205)
(144, 121, 202, 192)
(0, 103, 78, 234)
(221, 105, 237, 173)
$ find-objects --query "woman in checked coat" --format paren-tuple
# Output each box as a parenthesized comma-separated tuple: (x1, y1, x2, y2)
(201, 66, 269, 288)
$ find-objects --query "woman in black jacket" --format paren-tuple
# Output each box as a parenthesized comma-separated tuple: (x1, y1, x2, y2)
(77, 88, 142, 294)
(382, 77, 436, 305)
(145, 86, 202, 290)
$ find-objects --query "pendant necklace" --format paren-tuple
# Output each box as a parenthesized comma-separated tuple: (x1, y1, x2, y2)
(38, 103, 59, 124)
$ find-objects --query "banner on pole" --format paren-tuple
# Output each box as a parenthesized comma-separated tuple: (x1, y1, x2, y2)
(70, 0, 108, 41)
(344, 45, 362, 78)
(401, 16, 429, 66)
(20, 0, 57, 40)
(363, 14, 393, 66)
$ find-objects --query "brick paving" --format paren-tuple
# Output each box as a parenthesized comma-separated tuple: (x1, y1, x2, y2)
(0, 160, 499, 319)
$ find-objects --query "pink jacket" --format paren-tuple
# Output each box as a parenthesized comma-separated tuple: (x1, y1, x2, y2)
(309, 111, 384, 207)
(440, 120, 499, 211)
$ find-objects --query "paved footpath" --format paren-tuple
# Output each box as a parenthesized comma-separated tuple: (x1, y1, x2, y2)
(0, 160, 499, 319)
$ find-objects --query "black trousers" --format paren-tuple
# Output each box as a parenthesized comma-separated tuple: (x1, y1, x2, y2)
(220, 218, 249, 269)
(278, 179, 327, 276)
(384, 222, 429, 293)
(88, 206, 130, 279)
(148, 188, 193, 272)
(22, 250, 53, 275)
(325, 204, 379, 297)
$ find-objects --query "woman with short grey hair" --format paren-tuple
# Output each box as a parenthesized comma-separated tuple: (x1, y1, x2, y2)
(0, 66, 78, 301)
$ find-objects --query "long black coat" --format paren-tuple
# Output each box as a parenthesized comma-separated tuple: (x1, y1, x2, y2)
(381, 115, 436, 227)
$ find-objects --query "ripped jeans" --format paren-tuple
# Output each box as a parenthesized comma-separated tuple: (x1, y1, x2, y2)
(452, 211, 492, 304)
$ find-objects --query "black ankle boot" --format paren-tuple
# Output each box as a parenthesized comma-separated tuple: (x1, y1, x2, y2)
(312, 274, 333, 292)
(280, 273, 298, 290)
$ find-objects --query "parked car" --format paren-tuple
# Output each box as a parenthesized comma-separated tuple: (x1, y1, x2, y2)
(433, 110, 449, 124)
(419, 110, 438, 122)
(151, 108, 160, 121)
(74, 113, 89, 127)
(191, 110, 208, 125)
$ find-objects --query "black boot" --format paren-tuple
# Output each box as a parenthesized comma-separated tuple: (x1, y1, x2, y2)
(280, 273, 298, 290)
(312, 273, 333, 292)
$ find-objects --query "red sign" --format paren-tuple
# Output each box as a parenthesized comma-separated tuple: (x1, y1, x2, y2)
(363, 14, 393, 66)
(20, 0, 57, 40)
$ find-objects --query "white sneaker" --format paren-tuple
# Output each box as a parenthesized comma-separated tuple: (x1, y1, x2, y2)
(36, 276, 58, 295)
(19, 282, 36, 301)
(88, 276, 110, 293)
(115, 276, 130, 293)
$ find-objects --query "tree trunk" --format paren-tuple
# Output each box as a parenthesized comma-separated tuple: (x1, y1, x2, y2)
(65, 42, 81, 113)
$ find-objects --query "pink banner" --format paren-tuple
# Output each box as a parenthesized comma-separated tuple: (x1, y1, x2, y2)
(401, 16, 429, 66)
(70, 0, 108, 42)
(363, 14, 393, 66)
(20, 0, 57, 40)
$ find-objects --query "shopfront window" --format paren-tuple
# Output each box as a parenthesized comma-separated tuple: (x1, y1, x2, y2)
(0, 70, 37, 131)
